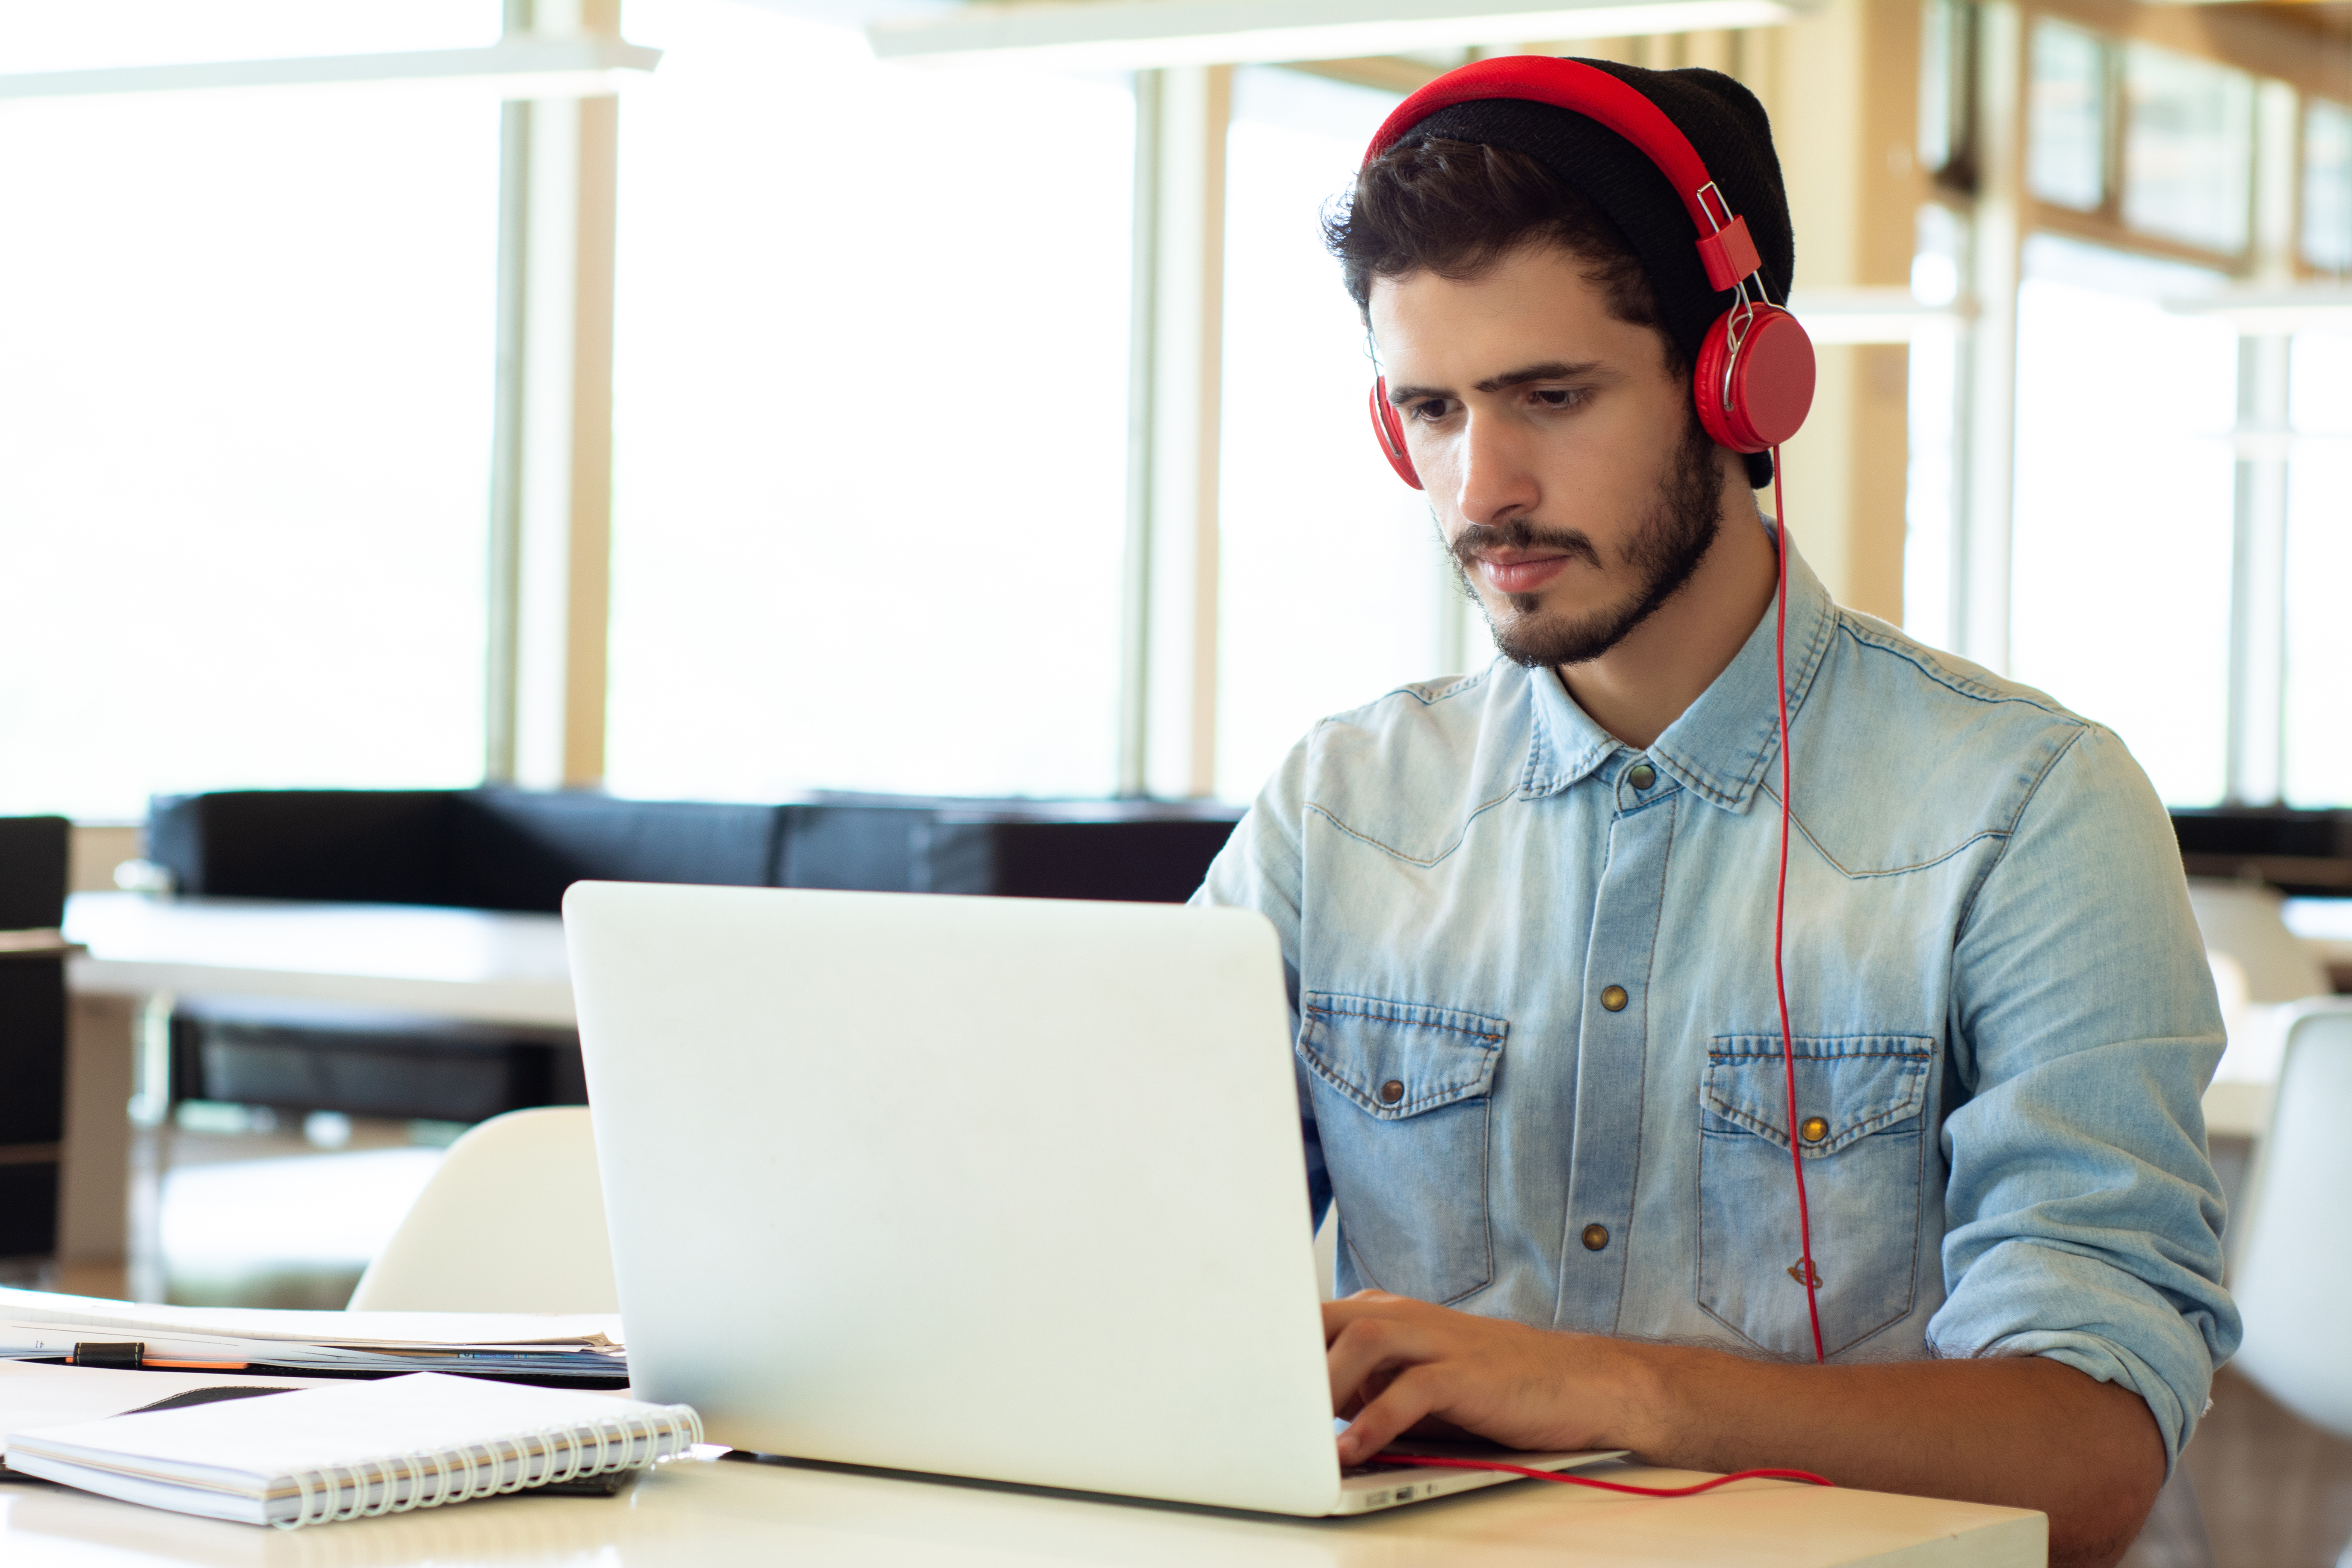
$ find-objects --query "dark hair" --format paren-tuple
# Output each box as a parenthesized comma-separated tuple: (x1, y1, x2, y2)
(1323, 137, 1683, 377)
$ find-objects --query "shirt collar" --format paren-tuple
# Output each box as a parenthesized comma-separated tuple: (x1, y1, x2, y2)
(1519, 526, 1836, 814)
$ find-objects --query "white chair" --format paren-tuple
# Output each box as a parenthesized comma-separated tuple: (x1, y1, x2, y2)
(347, 1106, 618, 1314)
(2226, 1004, 2352, 1448)
(2187, 880, 2333, 1139)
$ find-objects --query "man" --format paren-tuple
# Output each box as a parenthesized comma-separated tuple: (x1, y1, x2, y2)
(1194, 59, 2235, 1568)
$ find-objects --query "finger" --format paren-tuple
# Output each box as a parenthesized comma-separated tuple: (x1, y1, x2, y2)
(1325, 1315, 1434, 1413)
(1336, 1364, 1451, 1466)
(1319, 1291, 1405, 1344)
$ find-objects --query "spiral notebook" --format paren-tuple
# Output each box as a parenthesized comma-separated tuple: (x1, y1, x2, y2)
(4, 1372, 702, 1528)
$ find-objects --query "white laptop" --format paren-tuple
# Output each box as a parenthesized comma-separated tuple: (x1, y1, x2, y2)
(564, 882, 1620, 1516)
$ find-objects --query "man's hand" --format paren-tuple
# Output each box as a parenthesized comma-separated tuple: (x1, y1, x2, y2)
(1325, 1291, 2167, 1568)
(1326, 1291, 1650, 1461)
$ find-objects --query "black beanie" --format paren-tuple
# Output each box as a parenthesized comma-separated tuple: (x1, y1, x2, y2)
(1401, 61, 1795, 489)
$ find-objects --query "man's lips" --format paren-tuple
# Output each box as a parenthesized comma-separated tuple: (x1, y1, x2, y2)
(1475, 551, 1575, 595)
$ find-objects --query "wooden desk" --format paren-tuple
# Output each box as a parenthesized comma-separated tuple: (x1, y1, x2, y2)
(0, 1447, 2044, 1565)
(56, 894, 574, 1270)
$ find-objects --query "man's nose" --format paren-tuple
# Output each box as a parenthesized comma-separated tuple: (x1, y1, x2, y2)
(1454, 411, 1540, 527)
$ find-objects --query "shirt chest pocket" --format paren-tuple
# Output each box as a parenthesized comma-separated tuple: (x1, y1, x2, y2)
(1697, 1034, 1934, 1359)
(1297, 992, 1507, 1307)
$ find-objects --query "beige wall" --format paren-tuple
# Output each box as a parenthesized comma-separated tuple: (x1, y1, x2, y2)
(68, 824, 140, 895)
(1745, 0, 1925, 625)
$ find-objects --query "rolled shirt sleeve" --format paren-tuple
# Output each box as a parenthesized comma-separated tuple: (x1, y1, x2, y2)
(1932, 722, 2240, 1469)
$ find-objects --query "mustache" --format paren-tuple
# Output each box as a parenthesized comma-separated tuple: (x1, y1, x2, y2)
(1449, 519, 1604, 572)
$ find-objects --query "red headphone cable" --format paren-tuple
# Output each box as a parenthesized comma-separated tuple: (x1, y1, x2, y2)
(1772, 445, 1826, 1367)
(1357, 456, 1831, 1497)
(1369, 1453, 1833, 1495)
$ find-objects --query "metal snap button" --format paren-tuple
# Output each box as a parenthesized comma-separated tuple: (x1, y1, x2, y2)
(1600, 984, 1628, 1012)
(1581, 1223, 1610, 1251)
(1380, 1079, 1404, 1105)
(1627, 762, 1657, 790)
(1799, 1115, 1829, 1144)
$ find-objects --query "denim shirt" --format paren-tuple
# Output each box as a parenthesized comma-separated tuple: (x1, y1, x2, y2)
(1195, 537, 2239, 1469)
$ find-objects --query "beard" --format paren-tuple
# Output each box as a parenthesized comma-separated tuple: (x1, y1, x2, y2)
(1448, 414, 1726, 669)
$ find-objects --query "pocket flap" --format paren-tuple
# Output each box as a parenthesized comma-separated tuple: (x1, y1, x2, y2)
(1298, 992, 1506, 1120)
(1702, 1034, 1933, 1157)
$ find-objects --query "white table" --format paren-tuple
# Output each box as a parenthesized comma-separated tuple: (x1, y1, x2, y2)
(2201, 898, 2352, 1138)
(33, 901, 2043, 1563)
(0, 1447, 2043, 1566)
(57, 894, 574, 1269)
(2283, 897, 2352, 983)
(63, 893, 573, 1027)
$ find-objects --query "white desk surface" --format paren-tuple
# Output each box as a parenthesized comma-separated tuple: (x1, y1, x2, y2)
(2283, 898, 2352, 972)
(34, 894, 2040, 1564)
(55, 891, 2349, 1046)
(61, 892, 574, 1028)
(0, 1447, 2042, 1567)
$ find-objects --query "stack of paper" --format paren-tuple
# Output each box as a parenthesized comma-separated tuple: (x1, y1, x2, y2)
(0, 1289, 624, 1382)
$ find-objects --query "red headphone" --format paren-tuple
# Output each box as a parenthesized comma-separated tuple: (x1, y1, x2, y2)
(1359, 56, 1815, 489)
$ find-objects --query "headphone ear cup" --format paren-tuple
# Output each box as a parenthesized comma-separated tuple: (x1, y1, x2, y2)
(1693, 305, 1817, 454)
(1368, 378, 1423, 489)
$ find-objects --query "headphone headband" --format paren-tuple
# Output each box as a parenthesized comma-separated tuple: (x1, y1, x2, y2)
(1363, 56, 1762, 294)
(1358, 55, 1810, 468)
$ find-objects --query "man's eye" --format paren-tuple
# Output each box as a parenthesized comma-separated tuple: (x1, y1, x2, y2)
(1408, 399, 1450, 422)
(1534, 388, 1584, 409)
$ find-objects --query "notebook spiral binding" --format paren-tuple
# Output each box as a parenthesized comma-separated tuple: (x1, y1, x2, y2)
(277, 1404, 704, 1529)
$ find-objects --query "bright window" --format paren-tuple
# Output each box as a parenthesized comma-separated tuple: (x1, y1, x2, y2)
(1916, 0, 1974, 183)
(2305, 99, 2352, 275)
(0, 3, 500, 820)
(1902, 203, 1966, 651)
(2284, 329, 2352, 805)
(1215, 66, 1469, 802)
(2121, 42, 2254, 257)
(2007, 235, 2237, 807)
(2027, 20, 2108, 213)
(0, 0, 493, 71)
(603, 0, 1133, 802)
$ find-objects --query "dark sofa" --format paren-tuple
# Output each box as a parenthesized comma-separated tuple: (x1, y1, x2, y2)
(2169, 806, 2352, 898)
(0, 816, 69, 1260)
(148, 788, 1245, 910)
(142, 793, 2341, 1129)
(145, 788, 1244, 1126)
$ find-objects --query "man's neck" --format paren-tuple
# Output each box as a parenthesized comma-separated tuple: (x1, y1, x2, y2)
(1555, 486, 1778, 752)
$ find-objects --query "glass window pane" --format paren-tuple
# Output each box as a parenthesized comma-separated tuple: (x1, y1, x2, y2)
(1903, 204, 1967, 651)
(2028, 19, 2107, 212)
(2122, 41, 2254, 255)
(2008, 235, 2237, 807)
(2305, 98, 2352, 275)
(1917, 0, 1971, 182)
(0, 83, 499, 819)
(2284, 329, 2352, 805)
(1215, 66, 1463, 802)
(605, 0, 1131, 802)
